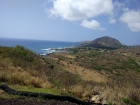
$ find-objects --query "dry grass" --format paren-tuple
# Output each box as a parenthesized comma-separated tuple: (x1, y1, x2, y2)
(0, 46, 140, 104)
(50, 53, 107, 83)
(69, 81, 140, 104)
(0, 58, 51, 88)
(50, 48, 140, 104)
(128, 89, 140, 104)
(61, 60, 107, 83)
(0, 46, 84, 91)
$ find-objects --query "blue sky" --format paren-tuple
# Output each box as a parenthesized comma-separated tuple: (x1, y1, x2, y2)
(0, 0, 140, 45)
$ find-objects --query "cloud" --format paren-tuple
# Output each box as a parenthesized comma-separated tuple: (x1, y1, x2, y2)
(113, 1, 125, 15)
(81, 20, 105, 30)
(120, 10, 140, 32)
(109, 18, 116, 24)
(46, 0, 114, 21)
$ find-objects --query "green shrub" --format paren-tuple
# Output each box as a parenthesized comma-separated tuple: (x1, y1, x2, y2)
(115, 59, 120, 62)
(95, 65, 102, 70)
(108, 102, 113, 105)
(122, 98, 140, 105)
(88, 51, 100, 57)
(122, 58, 139, 70)
(71, 49, 78, 54)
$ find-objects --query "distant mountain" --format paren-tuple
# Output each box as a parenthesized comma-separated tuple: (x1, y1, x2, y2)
(77, 41, 90, 45)
(85, 36, 125, 49)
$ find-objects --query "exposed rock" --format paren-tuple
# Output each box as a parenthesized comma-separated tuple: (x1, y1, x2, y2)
(91, 91, 100, 103)
(83, 91, 108, 105)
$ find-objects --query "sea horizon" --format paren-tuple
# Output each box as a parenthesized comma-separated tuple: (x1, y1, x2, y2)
(0, 37, 78, 55)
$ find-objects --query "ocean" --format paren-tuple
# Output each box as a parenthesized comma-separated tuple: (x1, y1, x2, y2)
(0, 38, 78, 55)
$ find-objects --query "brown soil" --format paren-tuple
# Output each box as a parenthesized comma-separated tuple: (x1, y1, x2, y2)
(0, 98, 78, 105)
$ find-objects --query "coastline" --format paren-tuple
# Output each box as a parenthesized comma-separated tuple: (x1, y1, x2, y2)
(0, 37, 78, 55)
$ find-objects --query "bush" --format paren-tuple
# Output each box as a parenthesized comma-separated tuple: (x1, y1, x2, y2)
(71, 49, 78, 54)
(122, 98, 139, 105)
(94, 65, 102, 70)
(123, 58, 139, 70)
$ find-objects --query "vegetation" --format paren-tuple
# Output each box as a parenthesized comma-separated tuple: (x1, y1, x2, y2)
(0, 46, 83, 92)
(50, 46, 140, 104)
(0, 45, 140, 105)
(122, 98, 140, 105)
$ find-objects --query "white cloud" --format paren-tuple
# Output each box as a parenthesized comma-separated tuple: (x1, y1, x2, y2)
(81, 20, 105, 30)
(113, 1, 124, 15)
(120, 10, 140, 32)
(122, 8, 129, 12)
(46, 0, 114, 21)
(109, 18, 116, 24)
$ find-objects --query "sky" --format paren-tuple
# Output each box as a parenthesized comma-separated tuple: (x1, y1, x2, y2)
(0, 0, 140, 45)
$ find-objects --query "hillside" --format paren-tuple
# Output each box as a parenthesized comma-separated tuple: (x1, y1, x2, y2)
(0, 45, 140, 105)
(50, 46, 140, 104)
(85, 36, 125, 49)
(0, 46, 83, 92)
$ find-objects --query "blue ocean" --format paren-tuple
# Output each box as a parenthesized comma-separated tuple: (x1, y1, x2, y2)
(0, 38, 78, 55)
